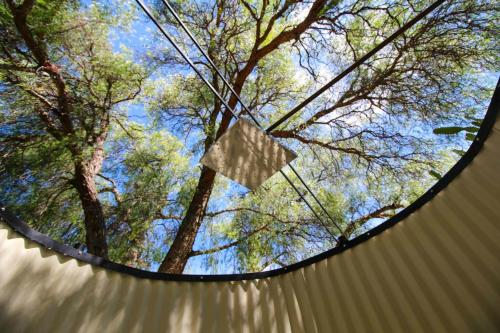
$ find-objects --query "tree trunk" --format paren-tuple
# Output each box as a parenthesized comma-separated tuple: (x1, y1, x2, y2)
(158, 71, 237, 274)
(156, 2, 325, 271)
(72, 148, 108, 258)
(158, 166, 216, 273)
(157, 44, 262, 274)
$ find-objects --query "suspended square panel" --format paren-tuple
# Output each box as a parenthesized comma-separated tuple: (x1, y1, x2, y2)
(200, 118, 297, 190)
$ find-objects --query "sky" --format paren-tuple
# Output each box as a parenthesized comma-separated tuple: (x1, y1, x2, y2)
(3, 0, 497, 274)
(80, 0, 498, 273)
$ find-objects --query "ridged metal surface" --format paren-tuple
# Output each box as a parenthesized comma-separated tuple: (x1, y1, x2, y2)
(0, 125, 499, 332)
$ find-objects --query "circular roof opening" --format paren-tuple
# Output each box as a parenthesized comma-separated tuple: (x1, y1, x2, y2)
(0, 0, 498, 275)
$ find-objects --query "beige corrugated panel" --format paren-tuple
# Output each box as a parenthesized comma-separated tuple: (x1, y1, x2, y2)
(1, 125, 499, 332)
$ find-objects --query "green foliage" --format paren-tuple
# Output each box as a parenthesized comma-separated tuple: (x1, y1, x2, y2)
(433, 126, 479, 135)
(433, 114, 483, 146)
(429, 170, 442, 180)
(103, 125, 192, 267)
(0, 135, 83, 243)
(1, 0, 497, 273)
(0, 0, 150, 265)
(319, 0, 342, 17)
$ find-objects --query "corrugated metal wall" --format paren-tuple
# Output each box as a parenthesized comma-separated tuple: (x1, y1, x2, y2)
(0, 119, 499, 332)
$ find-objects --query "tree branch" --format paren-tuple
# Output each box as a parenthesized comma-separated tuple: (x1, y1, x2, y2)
(97, 173, 122, 203)
(343, 203, 403, 238)
(190, 224, 269, 257)
(258, 251, 286, 271)
(5, 0, 46, 63)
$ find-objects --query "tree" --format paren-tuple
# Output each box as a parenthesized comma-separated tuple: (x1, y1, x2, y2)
(0, 0, 497, 274)
(0, 0, 147, 258)
(150, 0, 497, 273)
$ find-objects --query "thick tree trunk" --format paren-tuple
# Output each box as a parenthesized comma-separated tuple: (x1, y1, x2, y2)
(73, 160, 108, 258)
(158, 68, 242, 274)
(158, 74, 238, 274)
(158, 43, 266, 274)
(158, 166, 216, 273)
(157, 1, 327, 273)
(7, 0, 113, 259)
(72, 139, 109, 258)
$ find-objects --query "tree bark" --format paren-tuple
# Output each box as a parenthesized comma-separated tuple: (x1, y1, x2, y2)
(72, 156, 108, 259)
(157, 63, 274, 273)
(158, 73, 238, 273)
(6, 0, 110, 258)
(5, 0, 47, 63)
(158, 0, 329, 273)
(158, 69, 233, 274)
(158, 166, 216, 273)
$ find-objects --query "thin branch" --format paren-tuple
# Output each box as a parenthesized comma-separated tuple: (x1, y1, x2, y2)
(258, 252, 286, 271)
(97, 173, 122, 203)
(190, 224, 269, 257)
(343, 203, 403, 238)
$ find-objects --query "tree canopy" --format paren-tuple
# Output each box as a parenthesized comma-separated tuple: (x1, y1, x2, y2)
(0, 0, 498, 274)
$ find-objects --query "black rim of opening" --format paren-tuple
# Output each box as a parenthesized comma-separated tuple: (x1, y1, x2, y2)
(1, 79, 499, 282)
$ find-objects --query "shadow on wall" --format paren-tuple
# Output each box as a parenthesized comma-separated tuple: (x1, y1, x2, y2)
(0, 223, 288, 332)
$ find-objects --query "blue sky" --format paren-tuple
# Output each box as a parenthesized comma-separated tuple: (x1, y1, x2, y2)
(8, 0, 495, 274)
(99, 0, 499, 273)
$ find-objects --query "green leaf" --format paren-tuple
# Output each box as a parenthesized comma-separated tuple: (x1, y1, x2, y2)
(465, 133, 476, 141)
(464, 126, 480, 133)
(429, 170, 442, 180)
(433, 126, 466, 135)
(452, 149, 466, 156)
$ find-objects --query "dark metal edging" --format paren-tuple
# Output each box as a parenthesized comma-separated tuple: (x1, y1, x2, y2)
(1, 79, 499, 283)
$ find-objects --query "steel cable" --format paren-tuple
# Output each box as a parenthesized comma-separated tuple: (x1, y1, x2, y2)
(134, 0, 340, 241)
